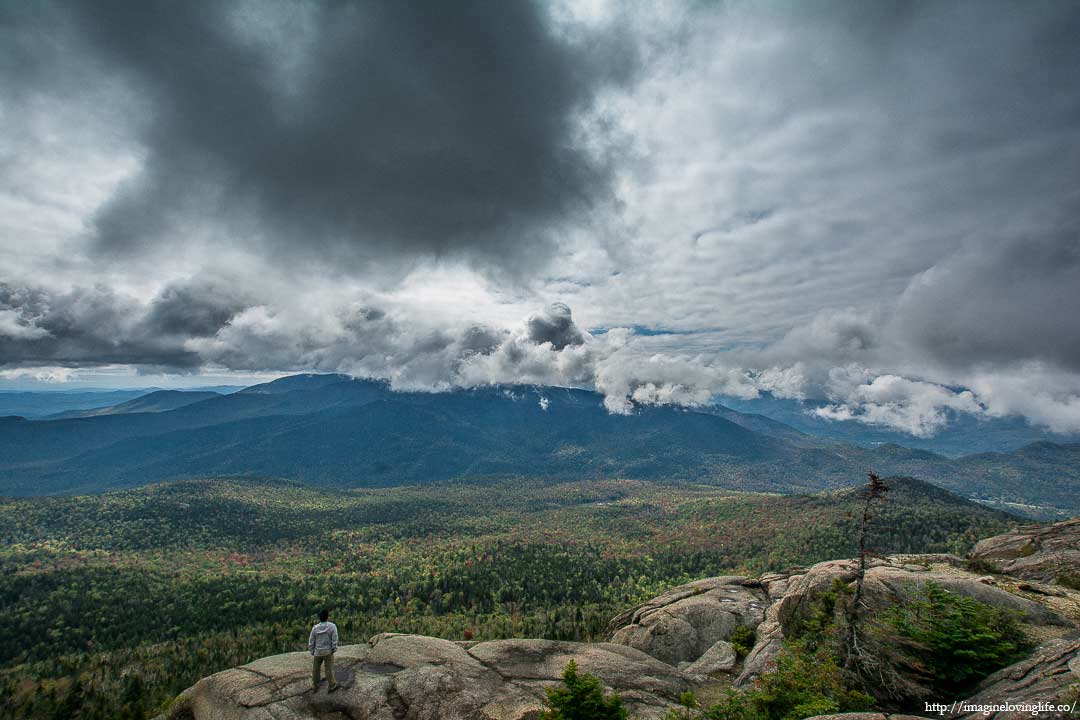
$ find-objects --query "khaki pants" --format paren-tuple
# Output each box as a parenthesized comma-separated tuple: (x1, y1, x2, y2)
(312, 652, 337, 690)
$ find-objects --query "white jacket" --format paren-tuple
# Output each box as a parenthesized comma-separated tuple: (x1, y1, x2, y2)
(308, 621, 339, 656)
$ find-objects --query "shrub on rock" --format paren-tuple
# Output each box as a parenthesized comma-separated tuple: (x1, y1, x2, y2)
(876, 581, 1031, 694)
(542, 660, 627, 720)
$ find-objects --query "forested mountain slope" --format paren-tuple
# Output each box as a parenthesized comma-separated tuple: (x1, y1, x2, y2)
(0, 475, 1020, 719)
(0, 374, 1077, 514)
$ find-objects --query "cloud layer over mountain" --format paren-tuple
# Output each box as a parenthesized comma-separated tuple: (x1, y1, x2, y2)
(2, 0, 1079, 435)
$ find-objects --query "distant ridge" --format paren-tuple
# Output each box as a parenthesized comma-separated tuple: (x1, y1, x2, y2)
(237, 373, 354, 395)
(0, 373, 1076, 515)
(45, 390, 222, 419)
(717, 392, 1080, 456)
(0, 389, 154, 419)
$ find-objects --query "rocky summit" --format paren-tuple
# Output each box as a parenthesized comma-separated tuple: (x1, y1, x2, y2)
(970, 517, 1080, 584)
(160, 634, 698, 720)
(162, 522, 1080, 720)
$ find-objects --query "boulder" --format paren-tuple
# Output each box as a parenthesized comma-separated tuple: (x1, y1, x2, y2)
(162, 634, 713, 720)
(683, 640, 737, 676)
(735, 555, 1076, 692)
(860, 565, 1071, 627)
(165, 541, 1080, 720)
(607, 576, 767, 665)
(956, 639, 1080, 719)
(970, 518, 1080, 585)
(775, 559, 861, 630)
(466, 639, 694, 700)
(734, 599, 785, 688)
(772, 557, 1071, 632)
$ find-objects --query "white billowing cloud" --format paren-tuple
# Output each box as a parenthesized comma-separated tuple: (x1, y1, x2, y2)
(593, 351, 757, 414)
(0, 309, 49, 340)
(0, 366, 80, 383)
(2, 269, 1079, 435)
(764, 309, 883, 370)
(87, 263, 734, 416)
(454, 330, 598, 390)
(812, 366, 986, 438)
(750, 364, 809, 401)
(178, 292, 765, 416)
(963, 363, 1080, 435)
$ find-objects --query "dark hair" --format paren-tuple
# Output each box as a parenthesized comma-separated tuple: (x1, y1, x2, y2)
(319, 609, 329, 622)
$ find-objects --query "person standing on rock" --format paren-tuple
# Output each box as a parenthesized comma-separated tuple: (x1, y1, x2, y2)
(309, 609, 339, 693)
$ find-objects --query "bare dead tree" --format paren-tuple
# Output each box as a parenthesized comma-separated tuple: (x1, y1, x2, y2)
(844, 471, 889, 672)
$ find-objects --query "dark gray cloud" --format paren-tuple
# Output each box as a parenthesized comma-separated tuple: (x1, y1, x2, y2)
(0, 280, 250, 368)
(142, 281, 252, 338)
(0, 282, 182, 366)
(891, 218, 1080, 373)
(760, 212, 1080, 377)
(524, 302, 584, 350)
(0, 280, 578, 390)
(12, 0, 638, 273)
(459, 324, 505, 355)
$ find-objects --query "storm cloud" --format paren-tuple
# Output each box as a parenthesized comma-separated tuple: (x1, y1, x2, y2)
(4, 0, 638, 274)
(0, 280, 248, 368)
(891, 224, 1080, 373)
(524, 302, 584, 350)
(2, 1, 1080, 436)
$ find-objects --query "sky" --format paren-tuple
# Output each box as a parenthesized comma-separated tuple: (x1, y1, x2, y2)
(2, 0, 1079, 437)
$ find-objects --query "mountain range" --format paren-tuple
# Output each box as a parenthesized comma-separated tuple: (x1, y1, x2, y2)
(0, 373, 1077, 516)
(0, 386, 243, 418)
(44, 389, 223, 419)
(0, 389, 155, 419)
(717, 393, 1080, 457)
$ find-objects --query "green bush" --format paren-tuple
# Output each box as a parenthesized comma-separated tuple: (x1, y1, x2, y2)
(542, 660, 627, 720)
(700, 689, 760, 720)
(964, 557, 1001, 575)
(882, 582, 1030, 692)
(729, 625, 756, 658)
(667, 644, 873, 720)
(1056, 572, 1080, 591)
(749, 645, 873, 720)
(788, 577, 850, 648)
(664, 692, 705, 720)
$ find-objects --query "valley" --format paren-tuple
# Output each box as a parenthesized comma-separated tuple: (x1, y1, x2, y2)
(1, 375, 1077, 717)
(0, 475, 1018, 719)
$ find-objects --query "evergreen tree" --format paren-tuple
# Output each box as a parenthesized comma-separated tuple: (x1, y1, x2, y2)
(52, 677, 84, 720)
(542, 660, 627, 720)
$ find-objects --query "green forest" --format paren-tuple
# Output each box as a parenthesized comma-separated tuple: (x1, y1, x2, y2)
(0, 475, 1017, 719)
